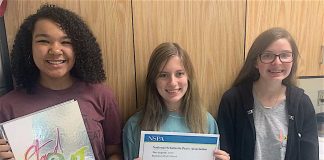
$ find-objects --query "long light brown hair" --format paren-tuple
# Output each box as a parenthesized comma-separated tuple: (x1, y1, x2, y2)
(139, 42, 207, 133)
(232, 27, 299, 87)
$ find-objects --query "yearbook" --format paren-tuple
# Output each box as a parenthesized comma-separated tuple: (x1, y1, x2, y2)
(0, 99, 95, 160)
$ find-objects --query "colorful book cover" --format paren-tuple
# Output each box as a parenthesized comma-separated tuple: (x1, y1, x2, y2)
(0, 99, 95, 160)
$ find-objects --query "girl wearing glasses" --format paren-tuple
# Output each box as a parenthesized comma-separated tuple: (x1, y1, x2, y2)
(217, 27, 318, 160)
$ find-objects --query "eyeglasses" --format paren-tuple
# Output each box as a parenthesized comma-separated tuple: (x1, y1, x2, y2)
(259, 52, 293, 64)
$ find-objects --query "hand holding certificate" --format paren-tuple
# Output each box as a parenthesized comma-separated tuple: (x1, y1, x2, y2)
(139, 131, 219, 160)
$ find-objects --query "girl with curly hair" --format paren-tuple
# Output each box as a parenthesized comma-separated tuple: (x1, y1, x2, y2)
(0, 4, 122, 160)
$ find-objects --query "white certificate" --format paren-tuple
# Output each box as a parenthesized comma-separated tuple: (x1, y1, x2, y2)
(139, 131, 219, 160)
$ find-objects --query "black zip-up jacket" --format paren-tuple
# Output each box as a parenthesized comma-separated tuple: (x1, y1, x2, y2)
(217, 82, 319, 160)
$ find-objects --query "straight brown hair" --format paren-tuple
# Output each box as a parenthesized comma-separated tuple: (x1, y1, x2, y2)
(139, 42, 207, 133)
(233, 27, 299, 87)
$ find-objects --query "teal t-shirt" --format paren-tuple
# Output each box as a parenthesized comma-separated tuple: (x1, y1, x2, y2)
(122, 111, 218, 160)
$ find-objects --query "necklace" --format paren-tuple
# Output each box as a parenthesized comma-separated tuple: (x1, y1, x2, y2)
(253, 84, 284, 108)
(168, 108, 178, 112)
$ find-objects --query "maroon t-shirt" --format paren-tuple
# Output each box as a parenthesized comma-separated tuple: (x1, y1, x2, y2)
(0, 81, 121, 160)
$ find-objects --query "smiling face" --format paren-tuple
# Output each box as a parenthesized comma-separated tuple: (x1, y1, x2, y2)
(32, 19, 75, 85)
(256, 38, 293, 83)
(156, 56, 188, 109)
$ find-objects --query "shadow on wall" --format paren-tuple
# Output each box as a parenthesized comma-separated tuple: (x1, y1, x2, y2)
(0, 15, 13, 96)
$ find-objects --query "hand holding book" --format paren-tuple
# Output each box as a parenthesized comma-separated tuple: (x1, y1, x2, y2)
(0, 100, 94, 160)
(0, 138, 14, 159)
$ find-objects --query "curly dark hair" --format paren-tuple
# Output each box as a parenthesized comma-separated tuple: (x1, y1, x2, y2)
(11, 4, 106, 92)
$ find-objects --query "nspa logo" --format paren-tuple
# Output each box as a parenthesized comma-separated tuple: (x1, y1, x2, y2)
(148, 136, 165, 142)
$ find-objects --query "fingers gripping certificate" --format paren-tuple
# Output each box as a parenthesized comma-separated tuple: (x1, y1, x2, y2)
(139, 131, 219, 160)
